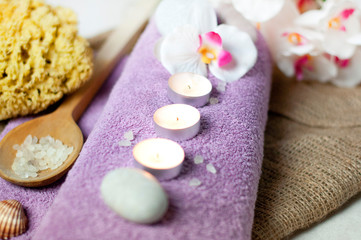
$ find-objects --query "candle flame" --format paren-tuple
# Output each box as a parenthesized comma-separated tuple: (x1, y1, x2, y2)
(152, 153, 161, 163)
(177, 117, 179, 121)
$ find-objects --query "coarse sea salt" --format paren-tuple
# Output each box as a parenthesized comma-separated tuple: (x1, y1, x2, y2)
(209, 97, 219, 105)
(206, 163, 217, 174)
(194, 155, 204, 164)
(12, 135, 74, 178)
(123, 130, 134, 141)
(189, 178, 202, 187)
(217, 81, 227, 92)
(118, 140, 132, 147)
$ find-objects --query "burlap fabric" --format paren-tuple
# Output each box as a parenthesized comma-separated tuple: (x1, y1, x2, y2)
(252, 69, 361, 239)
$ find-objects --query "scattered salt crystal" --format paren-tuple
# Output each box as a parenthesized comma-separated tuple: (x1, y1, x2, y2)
(118, 140, 131, 147)
(123, 131, 134, 141)
(12, 135, 73, 179)
(217, 81, 227, 92)
(194, 155, 204, 164)
(189, 178, 202, 187)
(206, 163, 217, 174)
(209, 97, 219, 105)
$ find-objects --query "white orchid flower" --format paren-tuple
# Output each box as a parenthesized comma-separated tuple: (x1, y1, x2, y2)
(295, 0, 336, 28)
(278, 28, 324, 56)
(232, 0, 285, 23)
(155, 0, 257, 82)
(296, 1, 361, 59)
(277, 53, 337, 82)
(259, 1, 300, 57)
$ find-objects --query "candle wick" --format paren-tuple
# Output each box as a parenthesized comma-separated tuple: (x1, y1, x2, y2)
(187, 85, 191, 89)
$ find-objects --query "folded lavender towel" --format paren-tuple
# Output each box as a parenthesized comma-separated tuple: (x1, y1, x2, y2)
(33, 20, 272, 240)
(0, 57, 128, 240)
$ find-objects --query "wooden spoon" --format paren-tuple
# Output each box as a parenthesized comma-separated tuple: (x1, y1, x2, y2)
(0, 0, 160, 187)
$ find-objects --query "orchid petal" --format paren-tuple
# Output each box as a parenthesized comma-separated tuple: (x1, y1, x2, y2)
(321, 9, 360, 34)
(232, 0, 285, 22)
(285, 44, 315, 56)
(203, 32, 222, 48)
(209, 0, 232, 8)
(209, 24, 257, 82)
(277, 55, 295, 77)
(218, 50, 232, 67)
(295, 0, 336, 27)
(323, 30, 357, 59)
(278, 28, 324, 56)
(260, 0, 300, 57)
(155, 0, 217, 36)
(347, 33, 361, 45)
(160, 25, 207, 76)
(295, 9, 328, 28)
(214, 2, 258, 41)
(350, 0, 361, 10)
(331, 49, 361, 87)
(303, 55, 337, 82)
(276, 54, 337, 82)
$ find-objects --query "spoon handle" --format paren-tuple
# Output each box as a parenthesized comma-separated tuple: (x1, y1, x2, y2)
(54, 0, 160, 121)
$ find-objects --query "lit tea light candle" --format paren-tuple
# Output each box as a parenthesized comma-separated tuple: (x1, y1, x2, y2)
(168, 72, 212, 107)
(133, 138, 185, 180)
(153, 104, 200, 141)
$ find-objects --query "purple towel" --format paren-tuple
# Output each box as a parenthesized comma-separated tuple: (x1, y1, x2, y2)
(32, 20, 272, 240)
(0, 57, 128, 240)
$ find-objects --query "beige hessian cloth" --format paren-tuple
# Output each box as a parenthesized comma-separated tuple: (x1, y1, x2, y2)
(252, 69, 361, 239)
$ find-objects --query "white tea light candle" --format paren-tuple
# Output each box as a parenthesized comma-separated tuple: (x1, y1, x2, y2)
(153, 104, 200, 141)
(168, 72, 212, 107)
(133, 138, 184, 180)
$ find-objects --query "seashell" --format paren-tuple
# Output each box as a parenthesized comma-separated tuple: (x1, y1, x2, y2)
(0, 200, 28, 239)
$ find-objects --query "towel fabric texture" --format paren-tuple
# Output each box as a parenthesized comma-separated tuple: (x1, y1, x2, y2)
(0, 57, 128, 240)
(252, 70, 361, 239)
(28, 20, 271, 240)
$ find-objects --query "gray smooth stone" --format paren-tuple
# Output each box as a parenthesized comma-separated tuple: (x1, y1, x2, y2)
(100, 168, 169, 224)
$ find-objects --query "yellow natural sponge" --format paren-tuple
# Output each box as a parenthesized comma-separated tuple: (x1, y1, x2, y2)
(0, 0, 93, 120)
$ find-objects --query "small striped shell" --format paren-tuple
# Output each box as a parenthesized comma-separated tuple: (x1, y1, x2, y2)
(0, 200, 28, 239)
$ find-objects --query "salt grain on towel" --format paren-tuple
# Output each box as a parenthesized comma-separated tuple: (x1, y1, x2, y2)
(194, 155, 204, 164)
(189, 178, 202, 187)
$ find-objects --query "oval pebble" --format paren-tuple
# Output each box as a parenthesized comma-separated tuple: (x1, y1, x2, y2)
(100, 168, 169, 224)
